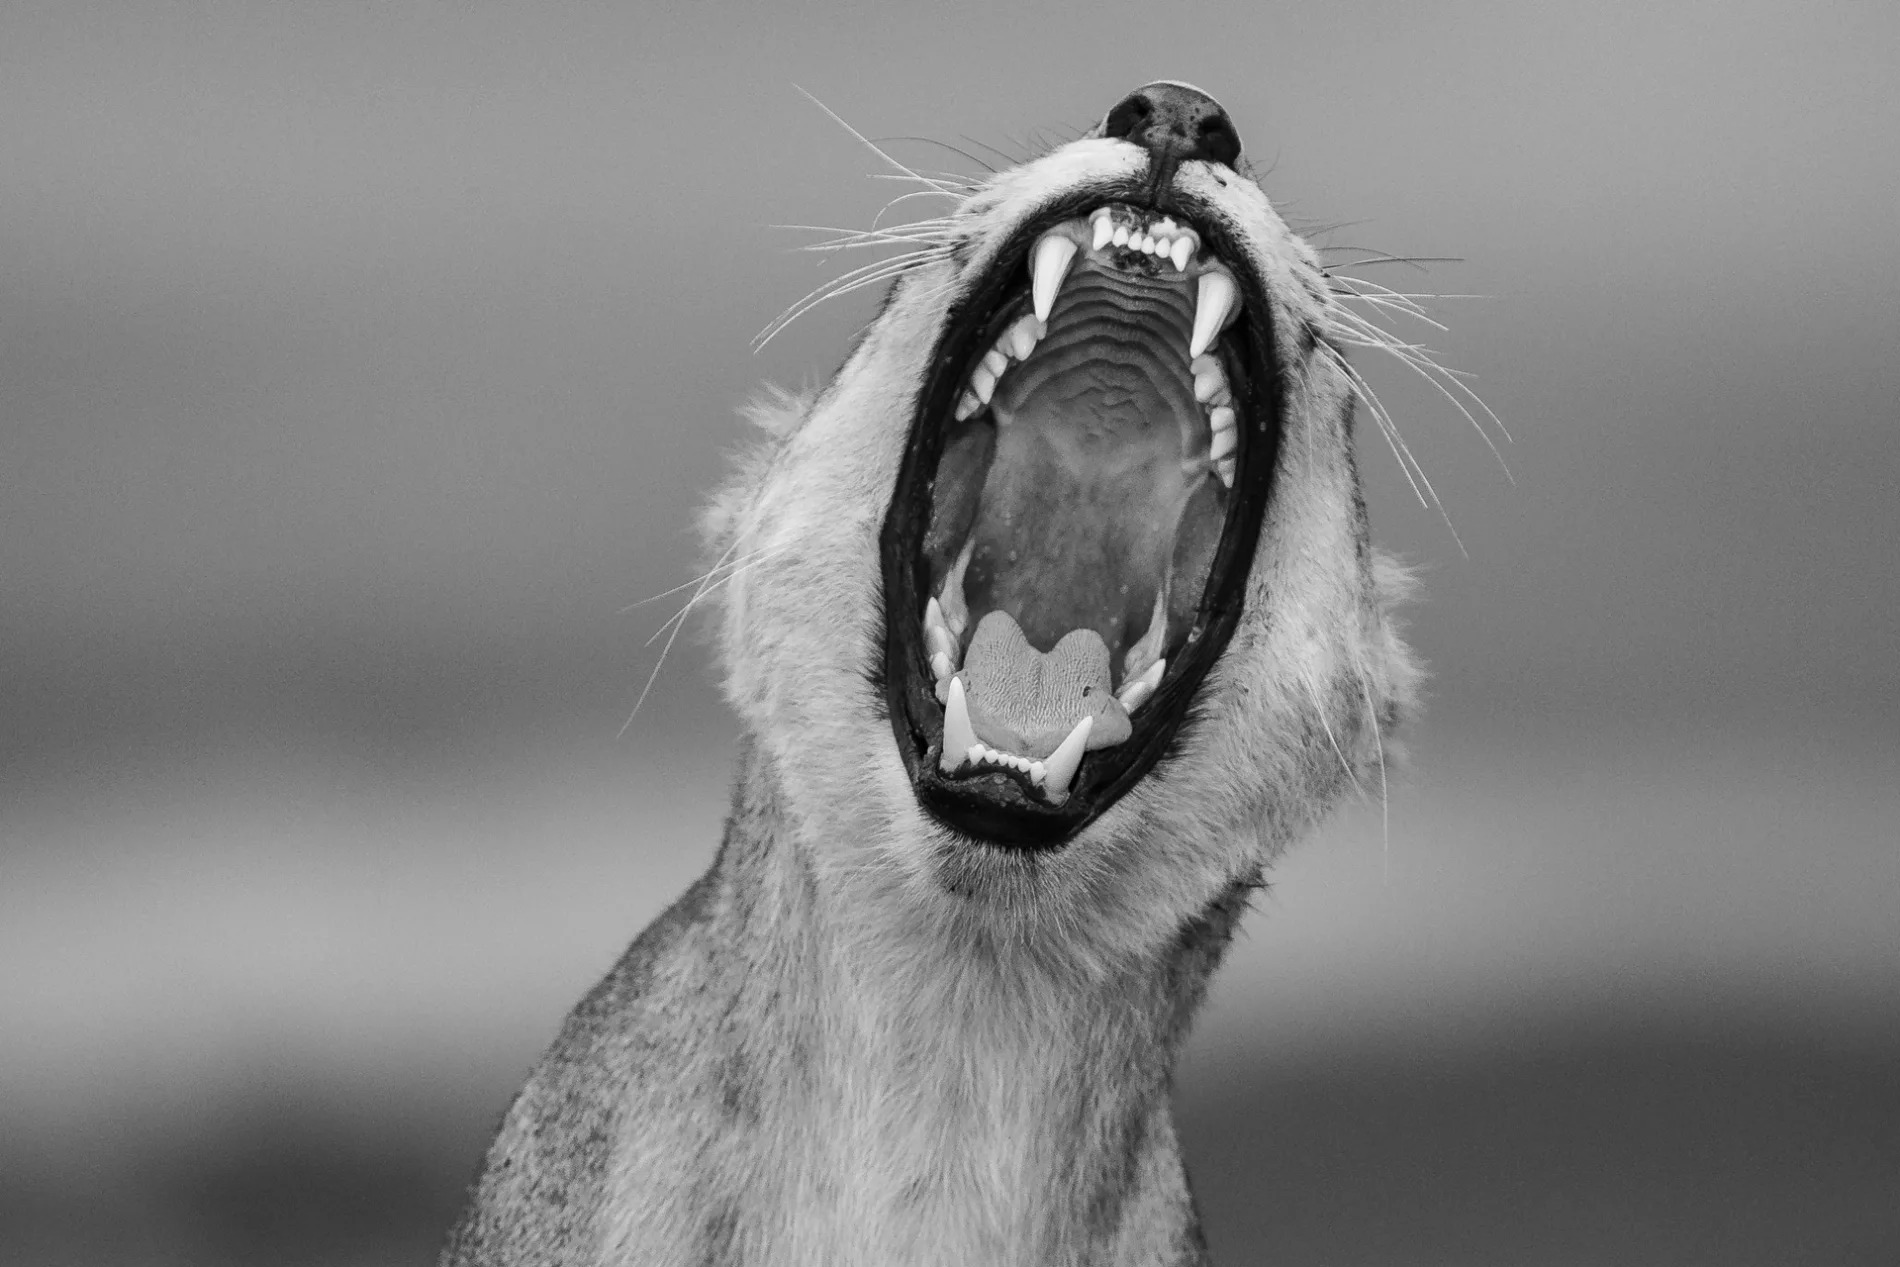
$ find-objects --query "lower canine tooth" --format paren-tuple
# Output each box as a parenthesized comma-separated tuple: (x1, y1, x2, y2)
(941, 676, 979, 773)
(1040, 715, 1093, 803)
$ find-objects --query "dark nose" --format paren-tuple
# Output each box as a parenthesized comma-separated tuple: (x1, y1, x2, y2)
(1100, 82, 1242, 170)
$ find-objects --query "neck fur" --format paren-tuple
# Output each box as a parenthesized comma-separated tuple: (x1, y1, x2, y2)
(669, 741, 1238, 1264)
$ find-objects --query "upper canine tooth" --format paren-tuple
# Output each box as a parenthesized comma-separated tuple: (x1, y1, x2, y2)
(1039, 714, 1093, 803)
(1190, 269, 1239, 358)
(941, 675, 980, 773)
(1091, 212, 1114, 251)
(1031, 233, 1078, 323)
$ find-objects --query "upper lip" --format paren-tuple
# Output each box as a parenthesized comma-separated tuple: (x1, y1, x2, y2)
(880, 188, 1282, 847)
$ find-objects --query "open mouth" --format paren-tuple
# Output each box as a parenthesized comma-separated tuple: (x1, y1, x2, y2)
(881, 194, 1281, 847)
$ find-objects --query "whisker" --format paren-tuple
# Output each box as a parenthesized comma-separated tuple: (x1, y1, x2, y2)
(1319, 251, 1465, 271)
(1323, 344, 1469, 558)
(1302, 667, 1365, 799)
(1328, 297, 1514, 461)
(793, 86, 966, 193)
(621, 546, 792, 734)
(753, 248, 950, 350)
(873, 191, 967, 229)
(872, 135, 999, 175)
(1329, 308, 1515, 466)
(958, 133, 1027, 168)
(619, 543, 782, 614)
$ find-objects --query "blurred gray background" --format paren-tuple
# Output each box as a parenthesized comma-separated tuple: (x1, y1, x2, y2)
(3, 2, 1895, 1264)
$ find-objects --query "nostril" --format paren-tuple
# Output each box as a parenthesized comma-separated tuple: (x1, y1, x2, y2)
(1102, 92, 1154, 142)
(1195, 115, 1241, 167)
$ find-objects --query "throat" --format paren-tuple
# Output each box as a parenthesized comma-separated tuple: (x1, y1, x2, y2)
(680, 750, 1232, 1257)
(965, 392, 1194, 663)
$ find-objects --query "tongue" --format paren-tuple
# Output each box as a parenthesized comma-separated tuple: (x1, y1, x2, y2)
(959, 610, 1133, 759)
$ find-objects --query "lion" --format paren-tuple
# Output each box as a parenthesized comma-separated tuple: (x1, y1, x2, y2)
(441, 82, 1424, 1266)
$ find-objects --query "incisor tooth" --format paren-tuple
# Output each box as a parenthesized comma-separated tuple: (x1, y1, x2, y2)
(941, 676, 979, 773)
(1112, 225, 1130, 248)
(1040, 714, 1093, 803)
(930, 651, 952, 680)
(1031, 233, 1078, 324)
(1189, 269, 1238, 358)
